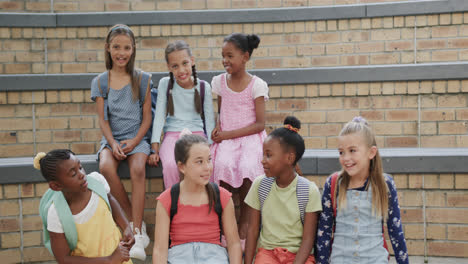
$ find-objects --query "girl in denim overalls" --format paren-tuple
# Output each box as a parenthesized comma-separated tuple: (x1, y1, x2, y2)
(316, 117, 409, 264)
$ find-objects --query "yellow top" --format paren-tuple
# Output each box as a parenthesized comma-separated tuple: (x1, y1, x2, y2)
(71, 196, 132, 264)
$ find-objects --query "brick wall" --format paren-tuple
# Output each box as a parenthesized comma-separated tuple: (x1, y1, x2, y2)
(0, 0, 408, 12)
(3, 12, 468, 74)
(1, 84, 467, 158)
(0, 174, 466, 263)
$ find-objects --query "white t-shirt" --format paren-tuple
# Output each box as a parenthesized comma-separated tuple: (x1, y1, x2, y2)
(47, 172, 110, 233)
(211, 74, 269, 101)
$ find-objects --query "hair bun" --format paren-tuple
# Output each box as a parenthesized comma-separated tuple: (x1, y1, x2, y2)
(247, 34, 260, 50)
(284, 116, 301, 130)
(352, 116, 369, 125)
(33, 152, 46, 170)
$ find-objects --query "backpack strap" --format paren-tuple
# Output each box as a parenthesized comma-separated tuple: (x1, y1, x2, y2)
(86, 174, 111, 211)
(296, 176, 310, 224)
(39, 174, 111, 256)
(97, 71, 110, 121)
(138, 71, 152, 105)
(200, 81, 206, 135)
(39, 189, 78, 255)
(258, 177, 275, 212)
(330, 172, 339, 218)
(210, 182, 223, 242)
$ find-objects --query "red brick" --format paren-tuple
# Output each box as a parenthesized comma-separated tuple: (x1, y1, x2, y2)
(53, 130, 81, 142)
(400, 208, 423, 223)
(0, 249, 21, 264)
(421, 136, 457, 147)
(277, 99, 307, 111)
(426, 208, 468, 224)
(427, 224, 446, 240)
(421, 110, 455, 121)
(439, 122, 468, 134)
(37, 117, 68, 129)
(71, 143, 95, 154)
(309, 124, 342, 137)
(23, 247, 54, 262)
(0, 144, 34, 158)
(428, 241, 468, 257)
(254, 58, 282, 69)
(0, 132, 16, 144)
(447, 226, 468, 241)
(265, 112, 291, 124)
(0, 218, 19, 232)
(385, 137, 418, 147)
(417, 39, 447, 50)
(386, 110, 418, 121)
(447, 193, 468, 207)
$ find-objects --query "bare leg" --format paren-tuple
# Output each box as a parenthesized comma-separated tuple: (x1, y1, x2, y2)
(238, 178, 252, 240)
(127, 152, 147, 231)
(99, 149, 132, 219)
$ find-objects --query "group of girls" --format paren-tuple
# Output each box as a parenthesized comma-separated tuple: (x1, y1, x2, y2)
(35, 23, 409, 264)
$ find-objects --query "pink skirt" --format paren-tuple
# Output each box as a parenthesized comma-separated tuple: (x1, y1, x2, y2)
(159, 131, 205, 189)
(211, 130, 266, 188)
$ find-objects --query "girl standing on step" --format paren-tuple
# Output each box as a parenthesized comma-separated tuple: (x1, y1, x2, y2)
(147, 40, 215, 189)
(244, 116, 322, 264)
(315, 117, 408, 264)
(36, 149, 134, 264)
(211, 33, 269, 243)
(91, 24, 152, 261)
(153, 134, 242, 264)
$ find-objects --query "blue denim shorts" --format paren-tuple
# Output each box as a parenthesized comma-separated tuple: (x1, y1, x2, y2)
(168, 242, 229, 264)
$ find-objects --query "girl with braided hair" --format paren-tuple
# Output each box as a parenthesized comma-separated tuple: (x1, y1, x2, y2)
(148, 40, 215, 189)
(35, 149, 134, 263)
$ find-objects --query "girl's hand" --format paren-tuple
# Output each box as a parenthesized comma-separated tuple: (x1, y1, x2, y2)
(122, 225, 135, 248)
(120, 138, 137, 154)
(111, 141, 126, 160)
(147, 152, 160, 167)
(212, 131, 229, 143)
(109, 241, 130, 263)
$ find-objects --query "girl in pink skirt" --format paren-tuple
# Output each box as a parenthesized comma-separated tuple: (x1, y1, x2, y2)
(148, 40, 215, 189)
(211, 33, 268, 242)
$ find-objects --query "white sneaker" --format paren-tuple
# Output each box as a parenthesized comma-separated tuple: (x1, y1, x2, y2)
(130, 221, 150, 248)
(141, 221, 150, 248)
(129, 228, 146, 261)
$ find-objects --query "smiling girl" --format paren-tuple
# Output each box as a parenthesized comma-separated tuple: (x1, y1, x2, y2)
(210, 33, 269, 243)
(91, 24, 152, 260)
(316, 117, 408, 264)
(148, 40, 215, 190)
(152, 134, 242, 264)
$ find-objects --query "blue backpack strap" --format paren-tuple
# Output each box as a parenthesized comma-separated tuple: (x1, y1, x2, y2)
(210, 182, 223, 242)
(258, 177, 275, 212)
(39, 189, 78, 255)
(97, 71, 110, 121)
(86, 174, 111, 211)
(296, 176, 310, 224)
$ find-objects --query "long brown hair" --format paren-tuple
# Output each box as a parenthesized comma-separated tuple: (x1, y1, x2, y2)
(105, 24, 140, 102)
(164, 40, 201, 116)
(174, 134, 216, 213)
(336, 117, 389, 219)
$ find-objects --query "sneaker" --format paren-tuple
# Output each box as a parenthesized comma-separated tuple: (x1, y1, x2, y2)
(130, 221, 150, 248)
(129, 228, 146, 261)
(141, 221, 150, 248)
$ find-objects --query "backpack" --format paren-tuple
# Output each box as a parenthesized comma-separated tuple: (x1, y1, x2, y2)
(169, 182, 223, 245)
(258, 175, 310, 224)
(96, 70, 157, 144)
(166, 79, 207, 135)
(39, 174, 110, 255)
(329, 172, 390, 259)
